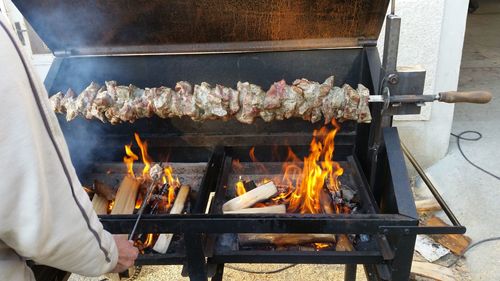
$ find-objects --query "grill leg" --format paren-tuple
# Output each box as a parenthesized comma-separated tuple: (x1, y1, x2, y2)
(390, 235, 416, 281)
(211, 264, 224, 281)
(184, 233, 208, 281)
(344, 264, 357, 281)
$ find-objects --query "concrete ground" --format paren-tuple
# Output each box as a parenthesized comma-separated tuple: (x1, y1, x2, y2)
(414, 0, 500, 280)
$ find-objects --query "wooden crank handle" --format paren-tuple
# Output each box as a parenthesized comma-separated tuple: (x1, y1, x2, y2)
(438, 90, 492, 104)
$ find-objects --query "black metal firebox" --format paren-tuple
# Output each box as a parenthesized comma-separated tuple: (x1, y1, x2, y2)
(13, 1, 468, 280)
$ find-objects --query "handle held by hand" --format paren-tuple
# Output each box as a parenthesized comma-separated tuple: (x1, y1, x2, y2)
(438, 91, 492, 104)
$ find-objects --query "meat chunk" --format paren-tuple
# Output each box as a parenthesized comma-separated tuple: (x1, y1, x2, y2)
(49, 92, 64, 113)
(194, 82, 227, 119)
(357, 84, 372, 123)
(76, 82, 99, 119)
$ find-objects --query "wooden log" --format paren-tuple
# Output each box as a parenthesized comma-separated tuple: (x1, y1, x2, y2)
(320, 190, 354, 252)
(222, 181, 277, 212)
(416, 199, 442, 213)
(411, 261, 456, 281)
(92, 194, 109, 215)
(94, 180, 116, 201)
(223, 204, 286, 214)
(335, 234, 354, 251)
(239, 233, 337, 246)
(110, 175, 140, 215)
(152, 185, 190, 254)
(425, 216, 471, 255)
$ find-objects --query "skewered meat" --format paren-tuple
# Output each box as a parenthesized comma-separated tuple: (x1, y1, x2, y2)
(49, 76, 372, 124)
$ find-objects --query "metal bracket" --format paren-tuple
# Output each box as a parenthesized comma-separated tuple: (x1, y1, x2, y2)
(378, 225, 466, 236)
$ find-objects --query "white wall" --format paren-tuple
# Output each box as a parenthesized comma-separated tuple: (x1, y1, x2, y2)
(379, 0, 469, 168)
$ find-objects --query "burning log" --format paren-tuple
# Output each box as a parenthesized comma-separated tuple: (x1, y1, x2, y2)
(222, 181, 278, 212)
(92, 195, 109, 215)
(239, 234, 337, 246)
(335, 234, 354, 251)
(94, 180, 115, 201)
(152, 185, 190, 254)
(111, 175, 140, 215)
(223, 204, 286, 214)
(90, 180, 115, 215)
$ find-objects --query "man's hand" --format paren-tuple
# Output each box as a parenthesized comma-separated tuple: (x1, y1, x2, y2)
(111, 235, 139, 273)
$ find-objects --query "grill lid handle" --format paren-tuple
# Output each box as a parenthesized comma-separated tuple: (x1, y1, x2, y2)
(438, 90, 492, 104)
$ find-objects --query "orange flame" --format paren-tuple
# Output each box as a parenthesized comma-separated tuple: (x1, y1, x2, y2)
(134, 133, 153, 178)
(236, 178, 246, 196)
(287, 120, 343, 214)
(123, 144, 139, 177)
(143, 233, 154, 248)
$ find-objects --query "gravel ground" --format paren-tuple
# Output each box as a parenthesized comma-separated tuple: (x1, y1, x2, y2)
(69, 264, 367, 281)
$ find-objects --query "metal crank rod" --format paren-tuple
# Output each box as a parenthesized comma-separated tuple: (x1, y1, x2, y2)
(369, 90, 492, 104)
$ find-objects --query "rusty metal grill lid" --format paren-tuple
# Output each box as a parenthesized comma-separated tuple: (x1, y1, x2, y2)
(12, 0, 389, 55)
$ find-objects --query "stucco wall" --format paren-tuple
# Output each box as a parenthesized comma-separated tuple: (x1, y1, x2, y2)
(378, 0, 469, 168)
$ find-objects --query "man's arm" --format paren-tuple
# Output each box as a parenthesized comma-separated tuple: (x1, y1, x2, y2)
(0, 16, 136, 276)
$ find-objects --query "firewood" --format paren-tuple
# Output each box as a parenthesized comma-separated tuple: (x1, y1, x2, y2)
(92, 194, 109, 215)
(335, 234, 354, 251)
(222, 181, 277, 212)
(153, 185, 190, 254)
(411, 261, 456, 281)
(223, 204, 286, 214)
(110, 175, 140, 215)
(320, 190, 354, 252)
(425, 216, 471, 255)
(239, 233, 337, 246)
(94, 180, 116, 201)
(416, 199, 442, 212)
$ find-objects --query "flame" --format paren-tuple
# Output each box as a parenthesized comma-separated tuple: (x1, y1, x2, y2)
(143, 233, 154, 248)
(236, 178, 246, 196)
(287, 120, 343, 214)
(233, 120, 344, 214)
(134, 133, 153, 178)
(123, 144, 139, 177)
(314, 243, 332, 250)
(107, 200, 115, 214)
(167, 185, 176, 208)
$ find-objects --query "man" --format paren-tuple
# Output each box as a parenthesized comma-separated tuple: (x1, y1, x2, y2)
(0, 15, 139, 280)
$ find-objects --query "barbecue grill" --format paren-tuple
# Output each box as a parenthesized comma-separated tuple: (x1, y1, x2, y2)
(12, 1, 486, 280)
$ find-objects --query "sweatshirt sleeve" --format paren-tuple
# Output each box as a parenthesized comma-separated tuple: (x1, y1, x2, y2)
(0, 17, 118, 276)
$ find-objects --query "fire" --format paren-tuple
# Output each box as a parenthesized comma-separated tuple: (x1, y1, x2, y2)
(233, 120, 344, 214)
(124, 144, 139, 177)
(236, 178, 246, 196)
(288, 121, 343, 214)
(135, 133, 153, 178)
(143, 233, 154, 248)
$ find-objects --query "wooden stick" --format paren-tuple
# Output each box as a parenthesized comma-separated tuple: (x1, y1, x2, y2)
(223, 204, 286, 214)
(110, 175, 140, 215)
(411, 261, 455, 281)
(335, 234, 354, 251)
(92, 194, 109, 215)
(222, 181, 277, 212)
(239, 233, 336, 246)
(416, 199, 442, 212)
(153, 185, 190, 254)
(425, 216, 471, 255)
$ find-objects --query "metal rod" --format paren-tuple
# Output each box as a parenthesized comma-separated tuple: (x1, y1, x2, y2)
(391, 0, 396, 15)
(368, 94, 437, 103)
(129, 180, 158, 239)
(400, 142, 462, 226)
